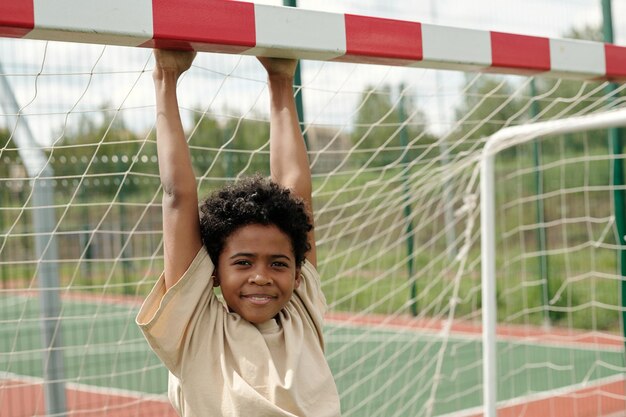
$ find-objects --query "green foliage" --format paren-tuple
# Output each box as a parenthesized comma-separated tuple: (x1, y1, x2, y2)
(564, 24, 604, 42)
(456, 76, 525, 138)
(451, 75, 527, 159)
(450, 24, 625, 158)
(0, 127, 13, 232)
(0, 127, 18, 179)
(188, 111, 225, 177)
(0, 127, 11, 174)
(49, 107, 154, 200)
(528, 23, 625, 154)
(0, 127, 25, 238)
(351, 84, 437, 167)
(224, 116, 270, 176)
(189, 110, 270, 179)
(491, 138, 621, 331)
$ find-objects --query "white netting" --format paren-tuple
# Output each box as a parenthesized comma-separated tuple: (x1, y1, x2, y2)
(1, 26, 626, 417)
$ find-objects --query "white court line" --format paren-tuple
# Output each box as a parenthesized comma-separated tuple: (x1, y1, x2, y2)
(0, 371, 169, 403)
(324, 321, 624, 353)
(436, 373, 625, 417)
(0, 340, 152, 363)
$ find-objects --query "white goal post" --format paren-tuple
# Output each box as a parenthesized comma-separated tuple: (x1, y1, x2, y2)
(481, 107, 626, 417)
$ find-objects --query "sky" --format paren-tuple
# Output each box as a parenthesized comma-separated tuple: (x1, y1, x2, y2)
(0, 0, 625, 147)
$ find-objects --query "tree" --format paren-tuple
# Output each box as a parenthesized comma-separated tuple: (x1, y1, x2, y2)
(49, 107, 151, 200)
(531, 24, 624, 153)
(450, 24, 624, 156)
(0, 127, 19, 179)
(351, 84, 434, 167)
(566, 24, 604, 42)
(188, 110, 226, 178)
(450, 75, 525, 158)
(224, 116, 270, 176)
(188, 109, 271, 180)
(0, 127, 28, 209)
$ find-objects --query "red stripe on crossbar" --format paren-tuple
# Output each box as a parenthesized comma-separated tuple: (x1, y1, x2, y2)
(338, 14, 422, 65)
(490, 31, 550, 74)
(605, 44, 626, 81)
(147, 0, 256, 52)
(0, 0, 34, 38)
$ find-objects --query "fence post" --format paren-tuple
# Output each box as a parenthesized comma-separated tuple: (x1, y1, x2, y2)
(0, 61, 67, 416)
(530, 80, 551, 328)
(398, 84, 418, 316)
(601, 0, 626, 353)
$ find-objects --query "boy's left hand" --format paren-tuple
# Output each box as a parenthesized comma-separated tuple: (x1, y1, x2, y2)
(257, 56, 298, 79)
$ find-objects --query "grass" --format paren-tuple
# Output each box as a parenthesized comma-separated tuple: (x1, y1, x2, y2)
(1, 138, 625, 332)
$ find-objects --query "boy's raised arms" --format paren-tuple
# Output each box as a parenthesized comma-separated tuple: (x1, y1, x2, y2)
(259, 58, 317, 268)
(154, 52, 316, 288)
(153, 49, 203, 290)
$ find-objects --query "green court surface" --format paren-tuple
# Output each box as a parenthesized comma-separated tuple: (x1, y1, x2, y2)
(1, 294, 623, 416)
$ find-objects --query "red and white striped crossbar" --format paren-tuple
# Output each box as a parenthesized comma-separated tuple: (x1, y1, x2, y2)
(1, 0, 626, 81)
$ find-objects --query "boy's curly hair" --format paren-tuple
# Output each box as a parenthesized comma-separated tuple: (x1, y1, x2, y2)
(199, 175, 312, 268)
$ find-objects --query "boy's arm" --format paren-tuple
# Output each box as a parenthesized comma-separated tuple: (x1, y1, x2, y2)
(153, 49, 203, 289)
(259, 58, 317, 268)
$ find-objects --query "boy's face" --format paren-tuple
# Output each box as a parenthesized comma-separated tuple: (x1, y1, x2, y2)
(216, 223, 301, 324)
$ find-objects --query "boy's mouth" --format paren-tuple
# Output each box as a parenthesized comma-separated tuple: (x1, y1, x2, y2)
(242, 294, 276, 305)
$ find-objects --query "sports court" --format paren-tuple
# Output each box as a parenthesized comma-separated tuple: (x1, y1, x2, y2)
(2, 293, 624, 416)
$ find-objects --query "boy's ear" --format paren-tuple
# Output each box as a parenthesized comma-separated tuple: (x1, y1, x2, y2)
(294, 268, 302, 289)
(212, 273, 220, 287)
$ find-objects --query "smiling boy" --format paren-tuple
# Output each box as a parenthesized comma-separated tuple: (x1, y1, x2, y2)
(136, 50, 341, 417)
(217, 223, 300, 324)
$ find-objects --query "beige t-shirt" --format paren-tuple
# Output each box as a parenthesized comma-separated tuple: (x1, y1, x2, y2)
(136, 247, 341, 417)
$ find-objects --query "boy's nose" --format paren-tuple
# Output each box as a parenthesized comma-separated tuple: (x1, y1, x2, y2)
(250, 272, 271, 285)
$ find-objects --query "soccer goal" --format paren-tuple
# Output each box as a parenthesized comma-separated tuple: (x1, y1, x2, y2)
(1, 1, 626, 417)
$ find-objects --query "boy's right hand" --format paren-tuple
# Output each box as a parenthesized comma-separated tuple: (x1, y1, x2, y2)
(153, 49, 197, 80)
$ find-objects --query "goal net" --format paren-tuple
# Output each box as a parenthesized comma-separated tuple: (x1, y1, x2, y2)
(1, 2, 626, 417)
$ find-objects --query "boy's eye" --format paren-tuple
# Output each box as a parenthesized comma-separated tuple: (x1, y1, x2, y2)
(234, 260, 251, 266)
(272, 261, 288, 268)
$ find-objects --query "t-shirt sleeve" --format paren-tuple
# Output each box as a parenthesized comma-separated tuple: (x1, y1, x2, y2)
(136, 247, 217, 376)
(292, 260, 328, 347)
(297, 260, 327, 315)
